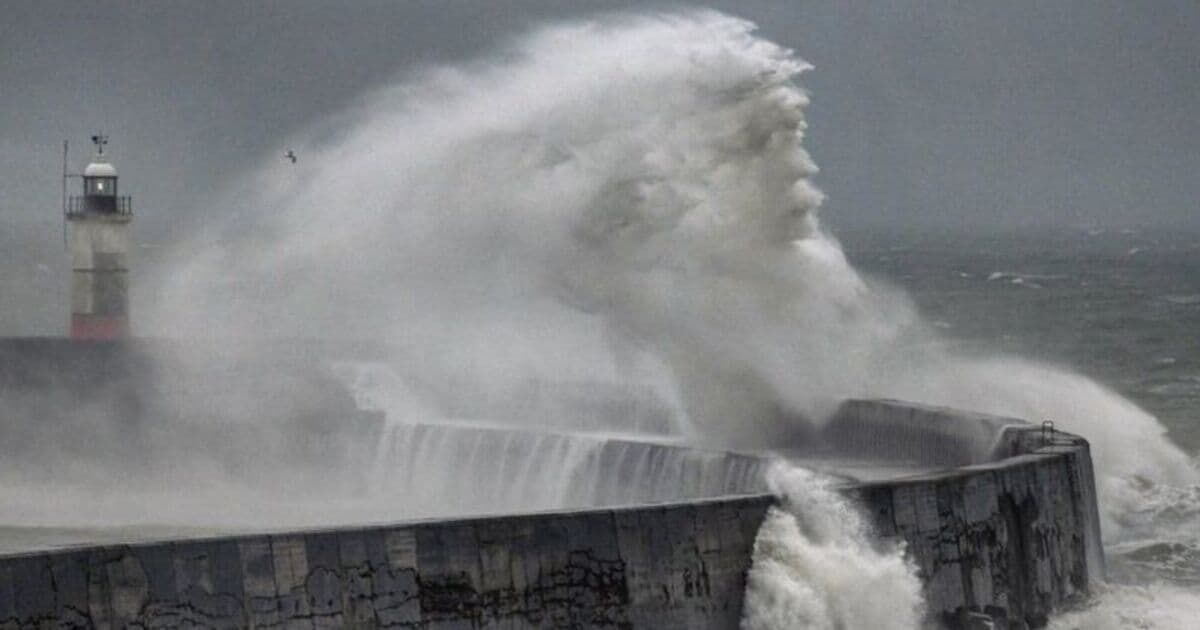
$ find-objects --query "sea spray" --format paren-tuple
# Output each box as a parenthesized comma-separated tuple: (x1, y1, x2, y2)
(874, 353, 1200, 540)
(330, 361, 439, 422)
(1047, 582, 1200, 629)
(145, 10, 910, 448)
(144, 8, 1198, 545)
(742, 462, 923, 630)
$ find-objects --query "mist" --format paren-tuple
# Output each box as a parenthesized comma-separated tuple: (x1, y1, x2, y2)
(126, 10, 1194, 543)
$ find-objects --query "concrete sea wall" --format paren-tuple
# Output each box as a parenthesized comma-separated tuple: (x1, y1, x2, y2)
(824, 398, 1018, 466)
(366, 422, 769, 519)
(0, 496, 772, 629)
(850, 426, 1105, 627)
(0, 338, 1105, 630)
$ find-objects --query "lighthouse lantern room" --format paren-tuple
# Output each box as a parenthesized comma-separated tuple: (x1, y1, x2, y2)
(66, 134, 132, 340)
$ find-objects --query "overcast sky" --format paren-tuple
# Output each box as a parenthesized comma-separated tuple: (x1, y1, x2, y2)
(3, 1, 1199, 333)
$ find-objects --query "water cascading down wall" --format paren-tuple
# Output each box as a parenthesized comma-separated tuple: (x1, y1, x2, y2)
(0, 340, 1104, 628)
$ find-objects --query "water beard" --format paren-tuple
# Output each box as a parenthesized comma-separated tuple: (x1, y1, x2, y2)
(741, 463, 924, 630)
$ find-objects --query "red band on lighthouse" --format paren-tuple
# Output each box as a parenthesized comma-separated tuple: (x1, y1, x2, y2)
(70, 315, 129, 340)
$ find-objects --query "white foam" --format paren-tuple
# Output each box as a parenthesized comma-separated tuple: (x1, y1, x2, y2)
(134, 9, 1199, 616)
(875, 355, 1200, 541)
(1048, 582, 1200, 630)
(741, 463, 924, 630)
(143, 10, 1197, 520)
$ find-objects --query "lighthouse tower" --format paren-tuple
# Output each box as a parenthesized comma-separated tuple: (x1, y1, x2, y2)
(66, 135, 132, 340)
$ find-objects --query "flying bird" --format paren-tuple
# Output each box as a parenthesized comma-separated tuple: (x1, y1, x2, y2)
(284, 150, 297, 163)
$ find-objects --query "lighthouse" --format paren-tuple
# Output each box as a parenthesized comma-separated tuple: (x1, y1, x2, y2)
(66, 134, 132, 340)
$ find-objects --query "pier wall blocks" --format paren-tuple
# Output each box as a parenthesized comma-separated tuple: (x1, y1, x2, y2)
(852, 426, 1104, 628)
(0, 392, 1103, 629)
(825, 398, 1020, 466)
(0, 496, 771, 629)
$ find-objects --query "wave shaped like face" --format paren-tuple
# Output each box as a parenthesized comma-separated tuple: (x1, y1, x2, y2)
(145, 9, 1196, 538)
(146, 11, 905, 439)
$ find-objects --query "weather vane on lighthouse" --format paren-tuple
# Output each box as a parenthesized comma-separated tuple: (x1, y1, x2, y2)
(63, 133, 132, 340)
(90, 133, 108, 155)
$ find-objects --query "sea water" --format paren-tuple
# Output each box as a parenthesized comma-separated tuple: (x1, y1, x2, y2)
(847, 225, 1200, 628)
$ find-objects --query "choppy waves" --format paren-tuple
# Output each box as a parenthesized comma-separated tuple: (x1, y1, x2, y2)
(1048, 582, 1200, 630)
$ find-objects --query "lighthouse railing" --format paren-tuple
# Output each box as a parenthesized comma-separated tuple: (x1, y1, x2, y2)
(66, 195, 132, 218)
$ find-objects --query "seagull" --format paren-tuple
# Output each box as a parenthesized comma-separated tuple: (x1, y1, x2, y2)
(284, 150, 297, 163)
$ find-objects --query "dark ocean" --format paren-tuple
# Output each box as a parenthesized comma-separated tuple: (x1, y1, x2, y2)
(845, 226, 1200, 627)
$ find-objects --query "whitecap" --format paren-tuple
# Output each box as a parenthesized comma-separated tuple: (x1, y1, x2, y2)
(1048, 582, 1200, 630)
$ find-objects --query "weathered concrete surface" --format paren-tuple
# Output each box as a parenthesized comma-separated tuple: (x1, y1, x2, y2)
(823, 398, 1020, 467)
(841, 403, 1105, 629)
(0, 405, 1103, 629)
(0, 346, 1104, 630)
(0, 496, 771, 629)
